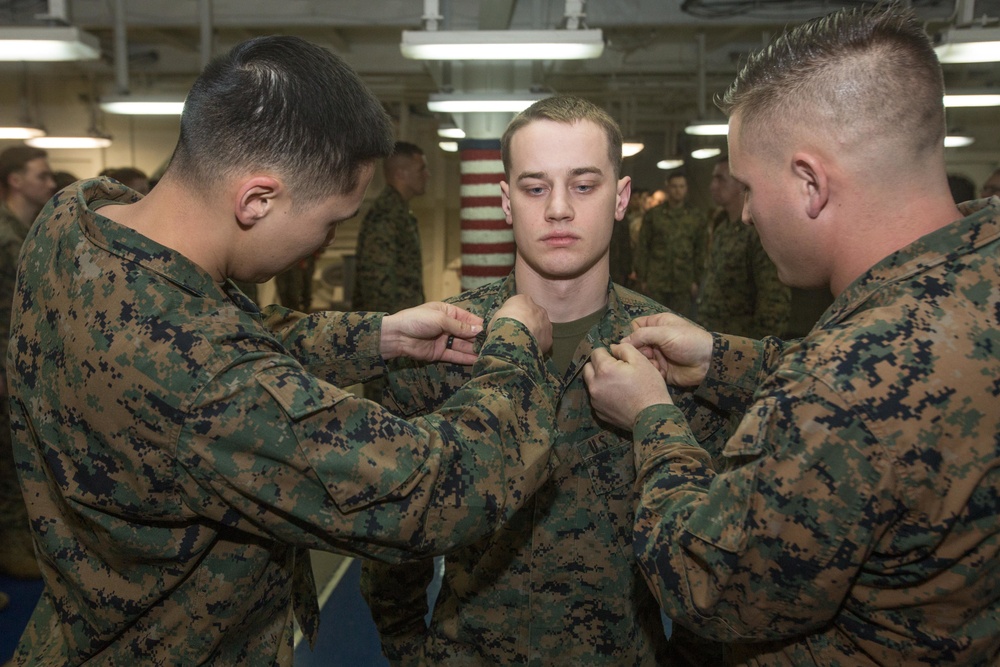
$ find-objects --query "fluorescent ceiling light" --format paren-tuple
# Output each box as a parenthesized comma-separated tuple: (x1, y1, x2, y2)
(437, 126, 466, 139)
(401, 29, 604, 60)
(622, 142, 644, 157)
(0, 26, 101, 61)
(100, 96, 186, 115)
(934, 27, 1000, 63)
(428, 93, 550, 114)
(0, 126, 46, 140)
(438, 141, 459, 152)
(943, 93, 1000, 107)
(657, 159, 685, 170)
(691, 147, 721, 160)
(944, 135, 975, 148)
(27, 135, 112, 149)
(684, 121, 728, 136)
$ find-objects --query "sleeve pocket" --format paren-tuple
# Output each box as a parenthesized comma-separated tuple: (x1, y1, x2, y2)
(685, 398, 776, 553)
(256, 366, 417, 512)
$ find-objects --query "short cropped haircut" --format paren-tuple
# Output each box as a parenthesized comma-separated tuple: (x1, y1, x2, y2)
(719, 6, 945, 157)
(169, 35, 394, 203)
(0, 145, 48, 189)
(391, 141, 424, 159)
(500, 96, 623, 178)
(384, 141, 425, 174)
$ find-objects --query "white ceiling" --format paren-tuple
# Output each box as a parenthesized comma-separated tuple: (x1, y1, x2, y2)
(2, 0, 998, 164)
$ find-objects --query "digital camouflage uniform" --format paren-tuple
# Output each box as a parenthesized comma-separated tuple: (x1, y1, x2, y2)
(631, 197, 1000, 665)
(7, 178, 559, 666)
(352, 185, 424, 313)
(361, 273, 729, 666)
(697, 211, 790, 338)
(633, 202, 707, 318)
(0, 202, 32, 544)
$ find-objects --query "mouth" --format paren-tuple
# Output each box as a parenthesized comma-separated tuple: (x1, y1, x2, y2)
(541, 233, 578, 247)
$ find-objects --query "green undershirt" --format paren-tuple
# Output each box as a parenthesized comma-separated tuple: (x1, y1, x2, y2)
(548, 306, 607, 375)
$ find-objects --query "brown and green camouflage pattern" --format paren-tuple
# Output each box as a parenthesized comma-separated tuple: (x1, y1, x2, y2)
(632, 198, 1000, 665)
(361, 272, 729, 666)
(1, 201, 32, 536)
(352, 185, 424, 313)
(697, 212, 791, 338)
(633, 203, 707, 318)
(7, 178, 558, 666)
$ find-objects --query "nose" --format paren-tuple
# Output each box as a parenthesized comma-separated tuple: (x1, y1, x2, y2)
(545, 188, 573, 222)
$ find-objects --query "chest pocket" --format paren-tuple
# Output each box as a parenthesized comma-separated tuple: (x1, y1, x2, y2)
(578, 431, 637, 557)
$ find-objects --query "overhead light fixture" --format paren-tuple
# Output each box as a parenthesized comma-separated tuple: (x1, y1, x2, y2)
(657, 158, 685, 170)
(934, 26, 1000, 63)
(622, 142, 644, 157)
(944, 135, 975, 148)
(691, 147, 721, 160)
(684, 121, 728, 136)
(0, 26, 101, 61)
(0, 125, 46, 140)
(438, 141, 459, 152)
(437, 125, 466, 139)
(27, 134, 112, 149)
(943, 93, 1000, 107)
(100, 95, 186, 115)
(428, 93, 551, 114)
(401, 29, 604, 60)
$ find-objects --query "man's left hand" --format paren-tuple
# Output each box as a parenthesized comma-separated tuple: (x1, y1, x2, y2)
(380, 302, 484, 364)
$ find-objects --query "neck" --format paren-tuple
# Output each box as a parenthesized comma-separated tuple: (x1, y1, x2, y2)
(829, 190, 962, 295)
(99, 177, 228, 282)
(513, 258, 610, 323)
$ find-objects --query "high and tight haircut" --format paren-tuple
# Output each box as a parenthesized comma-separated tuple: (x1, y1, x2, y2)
(0, 144, 48, 189)
(169, 35, 394, 203)
(500, 96, 623, 179)
(718, 5, 945, 158)
(384, 140, 425, 174)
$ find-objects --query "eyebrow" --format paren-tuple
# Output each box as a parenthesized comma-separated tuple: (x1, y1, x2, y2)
(515, 166, 604, 182)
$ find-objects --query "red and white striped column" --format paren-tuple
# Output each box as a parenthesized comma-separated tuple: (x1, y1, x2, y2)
(459, 139, 515, 291)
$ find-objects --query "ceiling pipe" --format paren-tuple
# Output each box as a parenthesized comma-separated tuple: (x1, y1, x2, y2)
(112, 0, 128, 95)
(696, 31, 706, 119)
(423, 0, 442, 31)
(199, 0, 213, 69)
(565, 0, 586, 30)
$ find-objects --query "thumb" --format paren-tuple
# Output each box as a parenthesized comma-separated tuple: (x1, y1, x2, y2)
(609, 342, 644, 363)
(440, 304, 484, 338)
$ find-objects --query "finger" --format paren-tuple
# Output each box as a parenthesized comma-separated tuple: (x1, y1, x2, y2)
(437, 307, 485, 338)
(589, 347, 614, 368)
(441, 349, 478, 365)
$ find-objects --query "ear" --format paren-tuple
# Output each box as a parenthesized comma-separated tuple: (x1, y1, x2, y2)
(499, 180, 513, 227)
(614, 176, 632, 221)
(791, 153, 828, 220)
(234, 175, 283, 227)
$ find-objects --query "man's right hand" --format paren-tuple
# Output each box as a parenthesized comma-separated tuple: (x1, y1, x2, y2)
(622, 313, 713, 388)
(492, 295, 553, 353)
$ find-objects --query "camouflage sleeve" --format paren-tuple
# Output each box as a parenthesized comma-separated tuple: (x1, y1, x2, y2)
(0, 238, 18, 394)
(747, 232, 791, 339)
(691, 213, 708, 287)
(359, 557, 433, 665)
(631, 368, 882, 642)
(353, 205, 414, 313)
(177, 317, 556, 563)
(261, 305, 386, 386)
(634, 209, 654, 283)
(686, 333, 787, 462)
